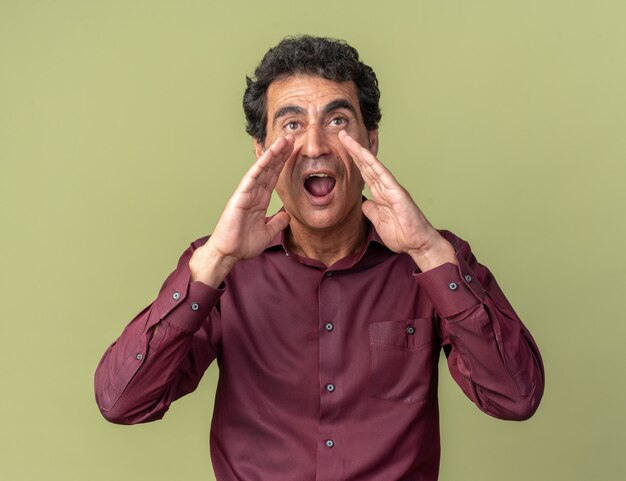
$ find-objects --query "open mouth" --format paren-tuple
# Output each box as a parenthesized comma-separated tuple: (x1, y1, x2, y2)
(304, 173, 336, 198)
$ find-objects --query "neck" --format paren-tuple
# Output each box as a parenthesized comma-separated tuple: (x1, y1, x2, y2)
(286, 212, 369, 267)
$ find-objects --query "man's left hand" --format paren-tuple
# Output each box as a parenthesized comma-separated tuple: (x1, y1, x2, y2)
(338, 130, 457, 272)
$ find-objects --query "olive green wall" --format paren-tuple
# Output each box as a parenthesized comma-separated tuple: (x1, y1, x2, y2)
(1, 1, 624, 480)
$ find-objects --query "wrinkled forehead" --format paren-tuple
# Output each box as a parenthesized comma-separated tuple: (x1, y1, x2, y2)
(266, 75, 362, 119)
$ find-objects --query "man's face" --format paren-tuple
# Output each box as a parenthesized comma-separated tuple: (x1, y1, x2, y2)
(254, 75, 378, 233)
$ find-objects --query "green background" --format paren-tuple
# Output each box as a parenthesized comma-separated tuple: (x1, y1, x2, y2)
(1, 1, 624, 480)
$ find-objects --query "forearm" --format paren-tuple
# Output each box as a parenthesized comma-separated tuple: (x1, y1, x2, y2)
(94, 307, 200, 424)
(416, 232, 544, 420)
(94, 241, 223, 424)
(442, 297, 544, 420)
(95, 134, 293, 423)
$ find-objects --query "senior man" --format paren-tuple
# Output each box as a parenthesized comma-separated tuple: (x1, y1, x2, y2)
(95, 35, 544, 481)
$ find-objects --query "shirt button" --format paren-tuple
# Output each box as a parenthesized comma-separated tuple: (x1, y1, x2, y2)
(406, 326, 415, 335)
(325, 271, 333, 277)
(172, 291, 181, 301)
(325, 323, 334, 332)
(326, 383, 335, 392)
(191, 302, 200, 311)
(449, 282, 458, 291)
(464, 274, 472, 283)
(325, 439, 334, 448)
(135, 353, 143, 361)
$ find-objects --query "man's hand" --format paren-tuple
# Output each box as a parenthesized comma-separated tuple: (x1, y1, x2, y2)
(189, 135, 295, 287)
(338, 130, 457, 272)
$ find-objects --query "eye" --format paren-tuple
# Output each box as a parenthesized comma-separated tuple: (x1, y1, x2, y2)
(329, 117, 346, 127)
(285, 121, 300, 132)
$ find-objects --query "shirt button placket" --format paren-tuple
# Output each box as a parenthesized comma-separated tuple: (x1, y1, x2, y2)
(317, 269, 342, 478)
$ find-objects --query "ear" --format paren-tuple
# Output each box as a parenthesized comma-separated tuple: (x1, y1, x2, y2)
(368, 130, 379, 156)
(253, 138, 265, 159)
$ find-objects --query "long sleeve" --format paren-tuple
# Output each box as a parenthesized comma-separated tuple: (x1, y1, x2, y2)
(415, 231, 544, 420)
(94, 239, 224, 424)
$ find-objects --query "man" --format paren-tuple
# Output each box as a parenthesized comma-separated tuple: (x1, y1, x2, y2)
(95, 35, 544, 480)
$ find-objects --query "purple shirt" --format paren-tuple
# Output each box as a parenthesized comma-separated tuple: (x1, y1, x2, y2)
(95, 226, 544, 481)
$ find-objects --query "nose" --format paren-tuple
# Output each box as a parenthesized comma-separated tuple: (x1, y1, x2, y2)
(299, 125, 331, 159)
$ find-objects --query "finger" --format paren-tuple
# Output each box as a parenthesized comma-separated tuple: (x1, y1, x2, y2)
(239, 136, 294, 193)
(361, 199, 380, 226)
(257, 136, 292, 185)
(352, 145, 394, 191)
(264, 211, 291, 240)
(263, 136, 295, 190)
(258, 135, 295, 169)
(338, 130, 388, 175)
(337, 130, 376, 184)
(338, 130, 396, 190)
(254, 135, 294, 179)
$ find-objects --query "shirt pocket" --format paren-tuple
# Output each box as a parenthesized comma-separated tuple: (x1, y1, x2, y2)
(369, 317, 437, 404)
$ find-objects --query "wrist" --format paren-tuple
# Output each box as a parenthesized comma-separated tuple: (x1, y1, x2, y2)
(189, 241, 238, 288)
(408, 233, 458, 272)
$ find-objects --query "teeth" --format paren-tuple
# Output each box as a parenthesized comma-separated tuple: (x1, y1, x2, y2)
(306, 173, 330, 179)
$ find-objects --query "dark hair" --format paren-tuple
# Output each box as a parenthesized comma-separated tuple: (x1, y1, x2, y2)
(243, 35, 381, 144)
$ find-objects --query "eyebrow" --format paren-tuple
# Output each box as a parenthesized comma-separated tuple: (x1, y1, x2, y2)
(271, 99, 359, 128)
(272, 105, 305, 127)
(323, 99, 358, 117)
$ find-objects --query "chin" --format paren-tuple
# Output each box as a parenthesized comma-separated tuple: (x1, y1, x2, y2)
(282, 191, 362, 232)
(286, 205, 338, 231)
(300, 214, 339, 231)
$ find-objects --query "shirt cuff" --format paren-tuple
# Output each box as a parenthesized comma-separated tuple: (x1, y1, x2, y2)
(414, 255, 486, 318)
(155, 261, 224, 333)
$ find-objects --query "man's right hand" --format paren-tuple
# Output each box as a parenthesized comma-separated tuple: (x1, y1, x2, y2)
(188, 135, 295, 288)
